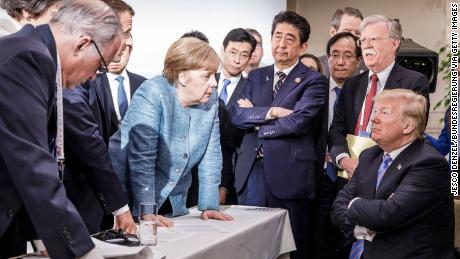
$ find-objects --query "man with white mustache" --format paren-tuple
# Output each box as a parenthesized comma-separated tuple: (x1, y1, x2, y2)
(328, 15, 429, 179)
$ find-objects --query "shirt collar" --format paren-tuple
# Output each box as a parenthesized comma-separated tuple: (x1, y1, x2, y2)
(368, 61, 395, 87)
(384, 140, 414, 161)
(274, 60, 298, 77)
(106, 69, 128, 82)
(329, 77, 339, 91)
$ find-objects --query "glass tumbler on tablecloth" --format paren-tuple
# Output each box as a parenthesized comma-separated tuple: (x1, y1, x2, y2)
(138, 202, 158, 246)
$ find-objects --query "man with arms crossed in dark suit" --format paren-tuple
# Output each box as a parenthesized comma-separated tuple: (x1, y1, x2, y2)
(230, 11, 327, 259)
(328, 15, 430, 180)
(216, 28, 256, 205)
(331, 89, 454, 259)
(63, 0, 139, 234)
(0, 0, 122, 258)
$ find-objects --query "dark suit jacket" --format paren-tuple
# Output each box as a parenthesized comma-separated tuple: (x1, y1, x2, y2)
(331, 140, 454, 258)
(63, 87, 128, 234)
(87, 71, 146, 145)
(328, 63, 430, 164)
(216, 73, 246, 191)
(230, 63, 327, 199)
(0, 25, 93, 258)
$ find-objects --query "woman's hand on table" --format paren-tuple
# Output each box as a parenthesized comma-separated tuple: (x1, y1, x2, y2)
(201, 210, 234, 221)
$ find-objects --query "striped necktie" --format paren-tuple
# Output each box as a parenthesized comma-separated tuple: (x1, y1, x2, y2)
(273, 71, 287, 97)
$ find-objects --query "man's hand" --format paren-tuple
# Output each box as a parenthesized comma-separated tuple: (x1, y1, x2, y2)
(237, 98, 254, 108)
(157, 215, 174, 227)
(219, 187, 228, 205)
(270, 107, 293, 118)
(201, 210, 234, 221)
(114, 211, 137, 234)
(339, 157, 358, 178)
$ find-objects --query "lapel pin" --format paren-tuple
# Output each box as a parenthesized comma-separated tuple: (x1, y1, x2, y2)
(397, 164, 402, 170)
(294, 77, 301, 83)
(266, 76, 269, 82)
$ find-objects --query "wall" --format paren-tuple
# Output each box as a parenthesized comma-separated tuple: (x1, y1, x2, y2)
(127, 0, 286, 78)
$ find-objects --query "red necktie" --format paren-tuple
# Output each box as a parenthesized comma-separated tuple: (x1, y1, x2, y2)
(354, 74, 378, 135)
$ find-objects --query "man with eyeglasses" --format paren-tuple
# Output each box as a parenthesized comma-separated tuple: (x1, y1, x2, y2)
(62, 0, 141, 236)
(243, 28, 264, 78)
(318, 7, 366, 77)
(314, 31, 362, 259)
(0, 0, 124, 258)
(328, 14, 429, 198)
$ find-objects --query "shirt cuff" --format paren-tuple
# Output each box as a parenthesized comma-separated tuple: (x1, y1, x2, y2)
(33, 240, 46, 251)
(112, 204, 129, 216)
(336, 153, 350, 169)
(348, 197, 361, 209)
(353, 225, 376, 242)
(265, 108, 275, 120)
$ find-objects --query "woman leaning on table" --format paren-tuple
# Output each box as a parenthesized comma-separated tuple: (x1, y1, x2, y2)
(109, 37, 233, 226)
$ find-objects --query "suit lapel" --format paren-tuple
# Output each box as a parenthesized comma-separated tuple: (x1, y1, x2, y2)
(228, 75, 245, 106)
(260, 66, 275, 106)
(375, 140, 422, 198)
(271, 63, 305, 106)
(99, 75, 119, 131)
(127, 71, 136, 98)
(352, 74, 369, 128)
(383, 64, 403, 90)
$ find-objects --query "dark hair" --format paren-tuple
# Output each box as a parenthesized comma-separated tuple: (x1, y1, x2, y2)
(299, 53, 323, 73)
(330, 7, 363, 30)
(271, 10, 310, 44)
(245, 28, 261, 40)
(326, 32, 361, 57)
(101, 0, 134, 16)
(1, 0, 62, 20)
(223, 28, 257, 54)
(180, 30, 209, 43)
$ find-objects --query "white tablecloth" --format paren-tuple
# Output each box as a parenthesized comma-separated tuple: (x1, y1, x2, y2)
(151, 205, 296, 259)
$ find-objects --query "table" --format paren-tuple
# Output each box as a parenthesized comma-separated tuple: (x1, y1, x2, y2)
(26, 205, 296, 259)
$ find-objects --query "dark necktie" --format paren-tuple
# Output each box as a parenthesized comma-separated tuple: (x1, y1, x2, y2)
(116, 75, 128, 120)
(354, 74, 378, 135)
(219, 79, 231, 105)
(273, 71, 287, 97)
(333, 86, 341, 111)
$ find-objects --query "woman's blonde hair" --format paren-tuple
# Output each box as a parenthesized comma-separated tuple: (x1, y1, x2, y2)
(163, 37, 221, 85)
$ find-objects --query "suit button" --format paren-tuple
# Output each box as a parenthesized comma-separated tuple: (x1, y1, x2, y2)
(183, 153, 188, 159)
(7, 209, 14, 218)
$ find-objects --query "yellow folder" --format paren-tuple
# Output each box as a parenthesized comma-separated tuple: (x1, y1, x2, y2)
(338, 134, 377, 179)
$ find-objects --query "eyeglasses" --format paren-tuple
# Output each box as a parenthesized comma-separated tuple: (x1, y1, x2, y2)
(357, 37, 393, 47)
(329, 53, 356, 63)
(91, 40, 108, 74)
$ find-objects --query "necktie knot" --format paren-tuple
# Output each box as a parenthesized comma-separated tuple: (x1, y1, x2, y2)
(382, 153, 393, 166)
(116, 75, 124, 84)
(376, 153, 393, 189)
(371, 73, 379, 84)
(219, 79, 231, 104)
(276, 71, 287, 81)
(273, 71, 287, 97)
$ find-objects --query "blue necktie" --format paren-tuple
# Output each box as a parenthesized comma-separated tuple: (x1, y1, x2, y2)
(349, 153, 393, 259)
(116, 75, 128, 120)
(325, 87, 342, 182)
(273, 71, 287, 97)
(349, 239, 364, 259)
(376, 153, 393, 189)
(219, 79, 231, 105)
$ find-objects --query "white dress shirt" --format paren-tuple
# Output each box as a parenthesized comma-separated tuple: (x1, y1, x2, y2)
(107, 70, 131, 121)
